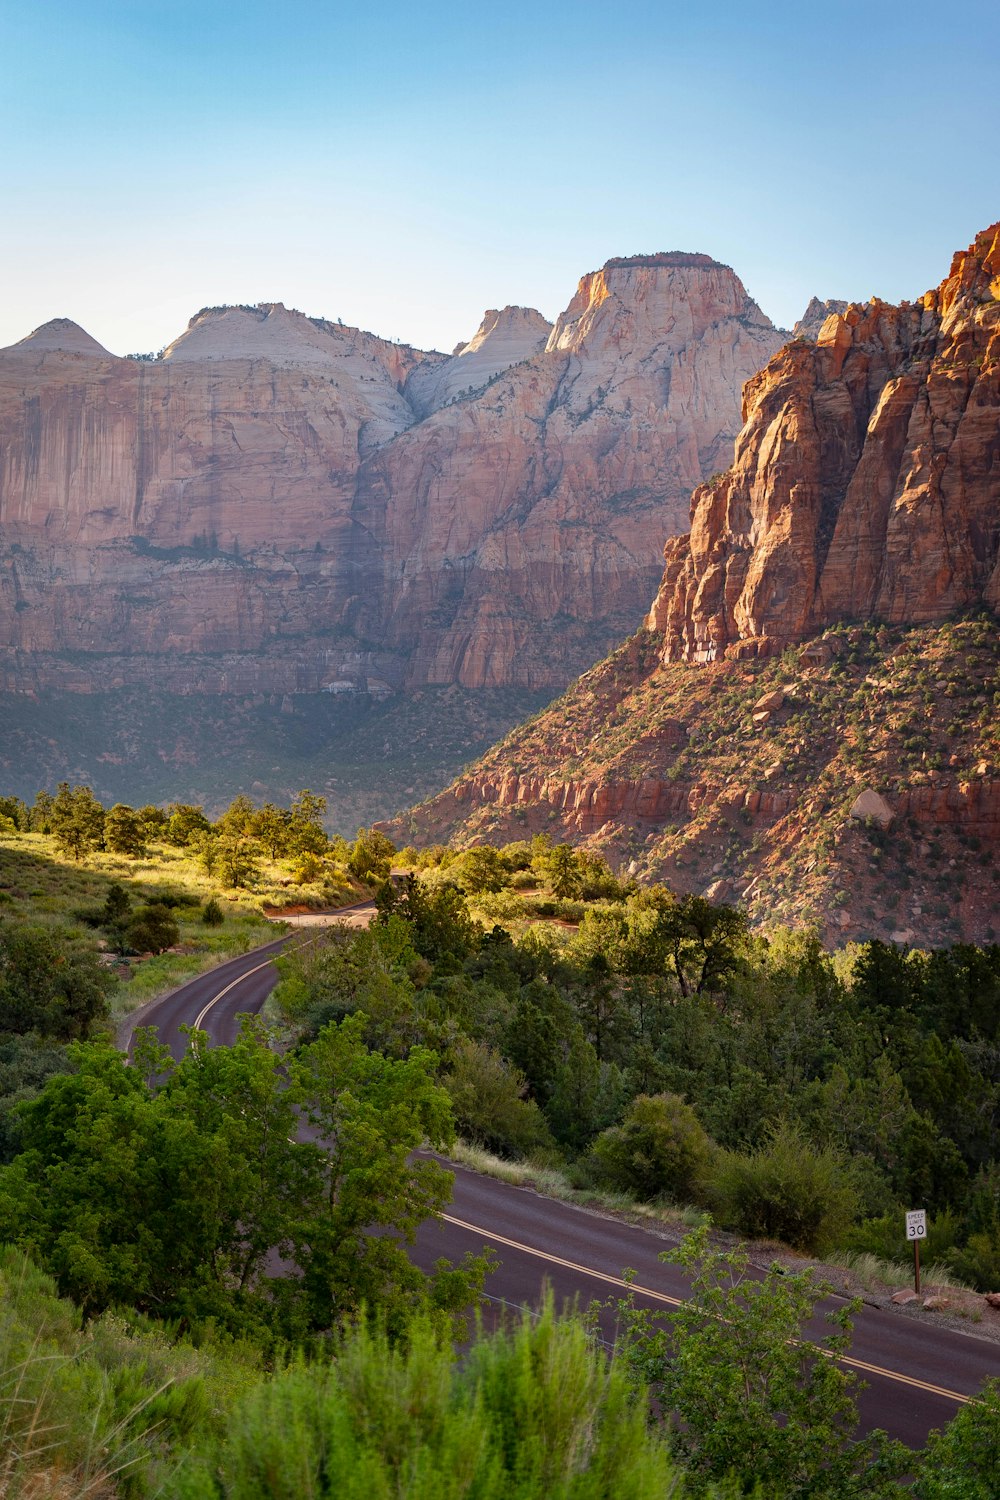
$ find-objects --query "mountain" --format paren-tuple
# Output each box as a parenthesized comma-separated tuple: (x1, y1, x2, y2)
(0, 255, 786, 819)
(391, 225, 1000, 944)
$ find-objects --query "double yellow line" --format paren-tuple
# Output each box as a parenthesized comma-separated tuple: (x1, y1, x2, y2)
(441, 1213, 973, 1407)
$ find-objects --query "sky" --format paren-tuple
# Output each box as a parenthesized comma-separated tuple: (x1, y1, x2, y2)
(2, 0, 998, 356)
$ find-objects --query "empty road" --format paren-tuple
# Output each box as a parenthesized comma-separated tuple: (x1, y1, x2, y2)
(124, 922, 999, 1449)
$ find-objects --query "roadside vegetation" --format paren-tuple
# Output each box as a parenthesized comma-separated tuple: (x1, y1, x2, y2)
(2, 792, 1000, 1496)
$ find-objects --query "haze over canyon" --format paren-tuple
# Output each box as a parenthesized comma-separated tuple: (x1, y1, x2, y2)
(0, 251, 790, 819)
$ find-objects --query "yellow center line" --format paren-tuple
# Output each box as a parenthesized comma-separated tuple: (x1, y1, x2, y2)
(192, 958, 278, 1030)
(441, 1213, 972, 1406)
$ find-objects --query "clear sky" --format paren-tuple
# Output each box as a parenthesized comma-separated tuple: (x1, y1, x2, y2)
(2, 0, 998, 355)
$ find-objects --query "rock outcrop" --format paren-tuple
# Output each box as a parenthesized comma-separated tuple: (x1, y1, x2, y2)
(391, 227, 1000, 943)
(792, 297, 849, 341)
(648, 223, 1000, 664)
(0, 256, 786, 700)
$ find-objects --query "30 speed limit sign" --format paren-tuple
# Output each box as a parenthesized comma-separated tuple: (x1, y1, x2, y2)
(906, 1209, 927, 1240)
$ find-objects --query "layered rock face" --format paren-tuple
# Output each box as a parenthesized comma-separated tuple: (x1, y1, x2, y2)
(649, 224, 1000, 664)
(391, 228, 1000, 943)
(0, 257, 785, 699)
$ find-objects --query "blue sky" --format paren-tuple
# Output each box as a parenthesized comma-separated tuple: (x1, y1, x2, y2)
(2, 0, 998, 354)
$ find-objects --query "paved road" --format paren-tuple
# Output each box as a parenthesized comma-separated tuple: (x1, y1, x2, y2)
(125, 925, 999, 1449)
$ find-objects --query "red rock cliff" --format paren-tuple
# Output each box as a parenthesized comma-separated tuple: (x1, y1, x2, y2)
(648, 225, 1000, 663)
(0, 259, 785, 697)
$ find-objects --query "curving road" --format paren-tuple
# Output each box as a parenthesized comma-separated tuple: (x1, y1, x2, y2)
(123, 923, 999, 1450)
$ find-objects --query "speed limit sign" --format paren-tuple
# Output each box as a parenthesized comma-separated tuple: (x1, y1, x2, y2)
(906, 1209, 927, 1240)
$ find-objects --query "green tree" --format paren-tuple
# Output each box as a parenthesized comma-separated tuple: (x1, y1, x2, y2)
(0, 795, 28, 831)
(458, 844, 509, 894)
(0, 1020, 487, 1336)
(624, 889, 748, 997)
(711, 1121, 858, 1254)
(50, 782, 105, 861)
(104, 802, 148, 858)
(914, 1379, 1000, 1499)
(205, 829, 261, 890)
(0, 925, 110, 1040)
(217, 794, 257, 835)
(287, 789, 328, 856)
(444, 1037, 554, 1158)
(167, 803, 211, 846)
(251, 802, 290, 859)
(348, 826, 395, 883)
(614, 1223, 908, 1498)
(29, 789, 54, 833)
(545, 844, 582, 898)
(289, 1014, 484, 1332)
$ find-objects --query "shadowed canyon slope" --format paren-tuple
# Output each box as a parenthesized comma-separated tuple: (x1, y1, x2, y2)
(392, 226, 1000, 943)
(0, 254, 784, 703)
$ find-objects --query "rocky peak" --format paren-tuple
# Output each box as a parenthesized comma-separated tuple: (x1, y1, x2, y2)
(545, 253, 774, 357)
(458, 304, 552, 358)
(648, 222, 1000, 664)
(4, 318, 111, 357)
(406, 304, 552, 415)
(793, 296, 849, 341)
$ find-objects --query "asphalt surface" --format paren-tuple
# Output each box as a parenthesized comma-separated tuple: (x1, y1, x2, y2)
(126, 925, 999, 1450)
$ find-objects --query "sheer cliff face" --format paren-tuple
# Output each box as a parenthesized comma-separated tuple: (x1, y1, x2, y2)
(387, 229, 1000, 943)
(0, 259, 784, 696)
(648, 224, 1000, 664)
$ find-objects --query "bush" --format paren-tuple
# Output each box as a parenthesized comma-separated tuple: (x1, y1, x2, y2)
(913, 1379, 1000, 1499)
(589, 1093, 714, 1203)
(170, 1299, 677, 1499)
(202, 897, 225, 927)
(127, 904, 181, 954)
(444, 1038, 555, 1160)
(711, 1122, 858, 1253)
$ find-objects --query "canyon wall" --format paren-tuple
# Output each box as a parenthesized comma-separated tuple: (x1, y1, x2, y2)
(648, 224, 1000, 664)
(0, 257, 785, 700)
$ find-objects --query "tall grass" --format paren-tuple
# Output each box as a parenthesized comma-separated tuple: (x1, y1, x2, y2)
(0, 1247, 262, 1499)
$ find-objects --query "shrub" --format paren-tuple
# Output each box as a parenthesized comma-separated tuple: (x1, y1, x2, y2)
(202, 897, 225, 927)
(444, 1037, 555, 1160)
(711, 1122, 858, 1253)
(589, 1093, 714, 1204)
(170, 1299, 677, 1499)
(127, 904, 180, 954)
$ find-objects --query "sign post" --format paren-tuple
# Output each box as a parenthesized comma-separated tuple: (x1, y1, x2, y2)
(905, 1209, 927, 1295)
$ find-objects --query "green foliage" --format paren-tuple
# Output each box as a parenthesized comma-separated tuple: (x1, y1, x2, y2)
(444, 1037, 554, 1158)
(168, 802, 211, 846)
(170, 1297, 679, 1500)
(0, 922, 111, 1040)
(50, 780, 106, 861)
(589, 1092, 714, 1203)
(613, 1224, 908, 1498)
(202, 896, 225, 926)
(105, 802, 149, 858)
(349, 826, 396, 883)
(0, 1019, 485, 1336)
(457, 844, 509, 894)
(127, 902, 181, 954)
(710, 1122, 858, 1253)
(913, 1380, 1000, 1499)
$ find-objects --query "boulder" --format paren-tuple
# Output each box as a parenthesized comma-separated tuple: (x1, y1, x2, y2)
(754, 688, 785, 713)
(891, 1290, 920, 1306)
(849, 789, 894, 829)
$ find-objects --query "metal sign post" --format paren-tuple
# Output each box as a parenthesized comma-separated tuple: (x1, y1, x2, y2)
(905, 1209, 927, 1294)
